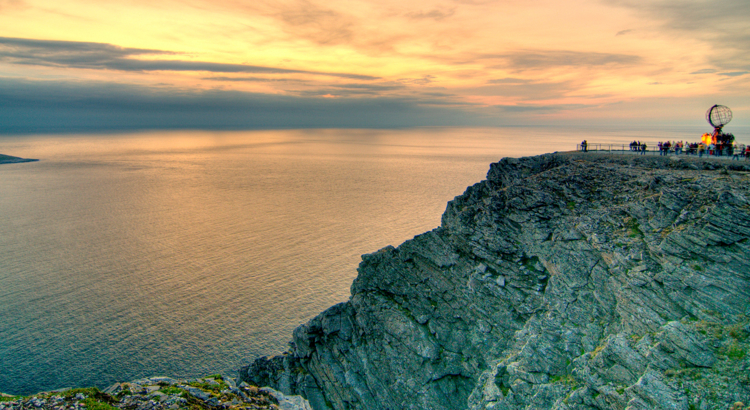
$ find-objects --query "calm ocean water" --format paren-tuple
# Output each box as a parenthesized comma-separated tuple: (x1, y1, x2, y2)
(0, 126, 741, 395)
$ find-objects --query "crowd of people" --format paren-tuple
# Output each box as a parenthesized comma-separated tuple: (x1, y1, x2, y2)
(628, 141, 648, 154)
(649, 140, 749, 159)
(621, 138, 748, 159)
(581, 136, 748, 159)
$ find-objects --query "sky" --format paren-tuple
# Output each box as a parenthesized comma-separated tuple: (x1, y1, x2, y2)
(0, 0, 748, 132)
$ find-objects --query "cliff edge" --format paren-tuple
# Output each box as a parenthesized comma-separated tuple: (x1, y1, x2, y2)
(241, 153, 750, 410)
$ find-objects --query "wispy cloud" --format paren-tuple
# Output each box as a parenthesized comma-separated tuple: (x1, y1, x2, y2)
(0, 36, 169, 61)
(719, 71, 748, 77)
(604, 0, 750, 70)
(450, 0, 496, 5)
(690, 69, 717, 74)
(479, 50, 641, 71)
(492, 103, 593, 113)
(203, 76, 310, 83)
(0, 37, 379, 79)
(297, 82, 409, 97)
(472, 78, 579, 100)
(274, 0, 356, 46)
(405, 7, 456, 20)
(398, 75, 436, 85)
(333, 82, 405, 92)
(488, 78, 529, 84)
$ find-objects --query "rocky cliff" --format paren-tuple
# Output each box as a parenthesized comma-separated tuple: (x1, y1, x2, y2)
(241, 153, 750, 410)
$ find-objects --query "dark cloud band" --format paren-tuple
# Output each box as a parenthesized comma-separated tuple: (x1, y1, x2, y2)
(0, 78, 483, 133)
(0, 36, 378, 80)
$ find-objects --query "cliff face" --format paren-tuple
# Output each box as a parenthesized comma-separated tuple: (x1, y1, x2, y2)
(241, 153, 750, 410)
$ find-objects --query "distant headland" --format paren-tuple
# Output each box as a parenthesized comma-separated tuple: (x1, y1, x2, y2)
(0, 154, 39, 164)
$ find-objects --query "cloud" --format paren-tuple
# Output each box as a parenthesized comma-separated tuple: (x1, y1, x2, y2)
(297, 82, 408, 97)
(492, 103, 592, 113)
(203, 76, 310, 83)
(473, 78, 579, 100)
(332, 83, 406, 92)
(603, 0, 750, 70)
(398, 75, 436, 85)
(0, 36, 169, 61)
(0, 78, 488, 133)
(690, 69, 717, 74)
(479, 50, 642, 71)
(0, 36, 378, 80)
(719, 71, 748, 77)
(274, 0, 355, 46)
(488, 77, 529, 84)
(450, 0, 497, 5)
(615, 29, 632, 36)
(603, 0, 750, 30)
(405, 8, 456, 21)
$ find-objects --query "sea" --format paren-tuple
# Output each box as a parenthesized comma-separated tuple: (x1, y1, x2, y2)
(0, 125, 744, 395)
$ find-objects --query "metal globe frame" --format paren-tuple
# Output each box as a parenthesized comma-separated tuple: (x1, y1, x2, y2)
(706, 104, 732, 130)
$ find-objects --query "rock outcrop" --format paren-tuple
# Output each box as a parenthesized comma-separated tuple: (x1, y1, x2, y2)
(0, 375, 305, 410)
(0, 154, 38, 164)
(241, 153, 750, 410)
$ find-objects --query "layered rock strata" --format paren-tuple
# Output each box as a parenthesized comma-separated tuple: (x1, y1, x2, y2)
(241, 153, 750, 410)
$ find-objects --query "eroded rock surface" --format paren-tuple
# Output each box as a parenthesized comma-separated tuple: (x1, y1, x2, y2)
(241, 153, 750, 410)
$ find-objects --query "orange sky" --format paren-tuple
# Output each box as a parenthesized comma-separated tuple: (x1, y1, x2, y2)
(1, 0, 748, 130)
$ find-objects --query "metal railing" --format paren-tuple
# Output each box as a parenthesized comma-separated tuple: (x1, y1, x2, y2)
(576, 144, 653, 153)
(576, 143, 749, 159)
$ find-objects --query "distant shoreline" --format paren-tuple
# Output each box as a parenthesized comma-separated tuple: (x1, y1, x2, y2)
(0, 154, 39, 164)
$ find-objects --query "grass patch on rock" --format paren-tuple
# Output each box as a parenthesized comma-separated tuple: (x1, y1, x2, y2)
(720, 343, 747, 360)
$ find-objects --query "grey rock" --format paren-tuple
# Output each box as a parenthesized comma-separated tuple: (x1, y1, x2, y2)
(261, 387, 314, 410)
(179, 385, 210, 401)
(224, 376, 237, 390)
(147, 377, 178, 385)
(148, 391, 168, 402)
(628, 369, 688, 410)
(655, 321, 716, 368)
(103, 383, 122, 394)
(241, 153, 750, 410)
(125, 383, 145, 394)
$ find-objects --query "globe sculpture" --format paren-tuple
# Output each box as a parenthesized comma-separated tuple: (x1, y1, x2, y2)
(702, 105, 734, 154)
(706, 104, 732, 130)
